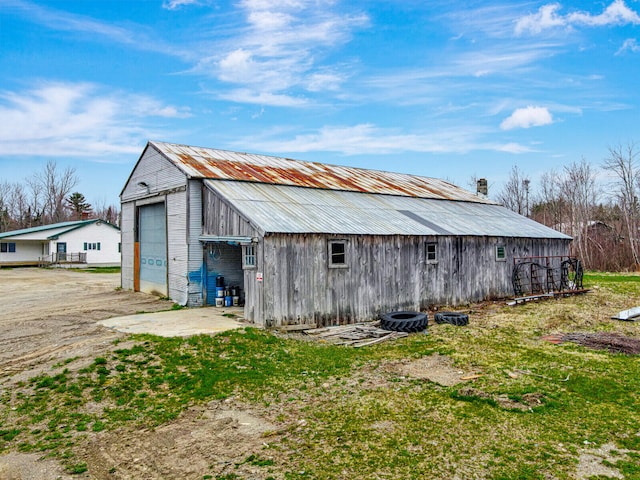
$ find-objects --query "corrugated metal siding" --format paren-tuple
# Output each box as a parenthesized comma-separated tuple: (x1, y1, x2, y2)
(151, 141, 492, 203)
(205, 180, 570, 239)
(121, 144, 187, 202)
(120, 202, 135, 290)
(167, 191, 188, 305)
(187, 180, 204, 307)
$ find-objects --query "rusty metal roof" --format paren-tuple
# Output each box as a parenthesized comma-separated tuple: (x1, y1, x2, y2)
(149, 141, 493, 203)
(204, 180, 571, 239)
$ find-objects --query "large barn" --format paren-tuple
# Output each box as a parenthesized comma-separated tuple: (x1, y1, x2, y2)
(120, 141, 571, 326)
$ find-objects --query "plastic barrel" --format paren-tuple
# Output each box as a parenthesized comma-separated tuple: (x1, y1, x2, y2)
(215, 297, 224, 307)
(216, 287, 224, 298)
(224, 296, 232, 307)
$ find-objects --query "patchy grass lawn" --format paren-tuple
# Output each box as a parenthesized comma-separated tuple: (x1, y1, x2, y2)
(1, 272, 639, 479)
(74, 266, 121, 274)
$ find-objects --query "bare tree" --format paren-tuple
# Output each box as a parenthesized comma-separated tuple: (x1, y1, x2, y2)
(36, 160, 78, 224)
(25, 176, 44, 228)
(562, 158, 598, 266)
(603, 142, 640, 267)
(92, 197, 121, 226)
(495, 165, 530, 216)
(532, 170, 566, 230)
(0, 181, 12, 232)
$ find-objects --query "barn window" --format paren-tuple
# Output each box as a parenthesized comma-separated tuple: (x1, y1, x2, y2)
(426, 242, 438, 263)
(328, 240, 348, 268)
(1, 242, 16, 253)
(495, 245, 506, 261)
(243, 244, 256, 269)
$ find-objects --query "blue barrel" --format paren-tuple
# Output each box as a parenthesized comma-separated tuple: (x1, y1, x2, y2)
(216, 275, 224, 287)
(216, 287, 224, 298)
(224, 296, 232, 307)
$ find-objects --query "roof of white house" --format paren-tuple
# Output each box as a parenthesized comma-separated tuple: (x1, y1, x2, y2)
(205, 180, 571, 239)
(146, 140, 494, 204)
(0, 220, 119, 241)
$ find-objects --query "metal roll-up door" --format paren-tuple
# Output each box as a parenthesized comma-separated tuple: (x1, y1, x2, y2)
(138, 203, 167, 295)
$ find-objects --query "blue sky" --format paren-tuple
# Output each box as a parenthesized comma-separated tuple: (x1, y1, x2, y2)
(1, 0, 639, 207)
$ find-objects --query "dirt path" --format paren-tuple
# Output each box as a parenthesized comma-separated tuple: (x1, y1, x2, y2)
(0, 268, 173, 385)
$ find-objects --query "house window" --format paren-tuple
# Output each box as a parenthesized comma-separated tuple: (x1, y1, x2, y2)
(243, 244, 256, 269)
(426, 242, 438, 263)
(1, 242, 16, 253)
(495, 245, 506, 261)
(328, 240, 348, 268)
(118, 243, 121, 253)
(84, 242, 101, 251)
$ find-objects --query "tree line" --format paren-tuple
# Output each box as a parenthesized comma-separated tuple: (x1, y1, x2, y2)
(3, 145, 639, 271)
(495, 143, 640, 271)
(0, 160, 119, 233)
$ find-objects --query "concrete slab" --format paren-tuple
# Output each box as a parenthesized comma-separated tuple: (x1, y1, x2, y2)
(98, 307, 249, 337)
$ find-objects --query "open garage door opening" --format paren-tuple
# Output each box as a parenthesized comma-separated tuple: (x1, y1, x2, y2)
(203, 242, 244, 306)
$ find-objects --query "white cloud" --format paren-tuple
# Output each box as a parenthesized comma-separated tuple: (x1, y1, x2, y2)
(162, 0, 200, 10)
(237, 124, 532, 155)
(201, 0, 368, 104)
(515, 4, 566, 36)
(5, 0, 192, 60)
(568, 0, 640, 26)
(500, 106, 553, 130)
(0, 82, 189, 158)
(219, 89, 308, 107)
(616, 38, 640, 55)
(515, 0, 640, 35)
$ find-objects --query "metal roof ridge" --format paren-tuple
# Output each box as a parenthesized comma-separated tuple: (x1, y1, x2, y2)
(150, 140, 450, 182)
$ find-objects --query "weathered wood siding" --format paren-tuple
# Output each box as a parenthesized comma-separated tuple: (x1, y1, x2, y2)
(202, 185, 263, 322)
(261, 233, 570, 326)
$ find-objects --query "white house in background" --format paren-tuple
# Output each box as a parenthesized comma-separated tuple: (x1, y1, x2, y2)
(0, 219, 121, 267)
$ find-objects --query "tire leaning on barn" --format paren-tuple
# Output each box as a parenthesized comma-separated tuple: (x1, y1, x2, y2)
(380, 311, 428, 333)
(434, 312, 469, 326)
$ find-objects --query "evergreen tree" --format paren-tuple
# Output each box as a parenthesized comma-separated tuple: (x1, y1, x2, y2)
(65, 192, 92, 220)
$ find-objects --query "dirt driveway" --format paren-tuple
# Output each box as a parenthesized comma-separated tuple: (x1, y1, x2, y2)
(0, 268, 281, 480)
(0, 268, 173, 385)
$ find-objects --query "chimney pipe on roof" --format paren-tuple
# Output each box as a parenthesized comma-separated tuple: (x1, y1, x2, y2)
(477, 178, 488, 197)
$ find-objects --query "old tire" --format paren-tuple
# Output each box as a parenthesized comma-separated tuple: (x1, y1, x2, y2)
(380, 311, 428, 333)
(434, 312, 469, 326)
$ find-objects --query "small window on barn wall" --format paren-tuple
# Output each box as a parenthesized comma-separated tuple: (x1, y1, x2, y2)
(426, 242, 438, 263)
(495, 245, 507, 261)
(243, 244, 257, 269)
(328, 240, 348, 268)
